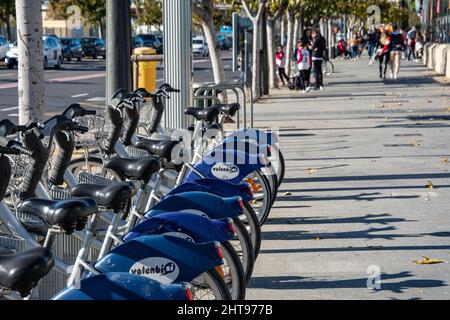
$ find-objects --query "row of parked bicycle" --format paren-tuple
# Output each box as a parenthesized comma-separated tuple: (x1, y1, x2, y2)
(0, 84, 285, 300)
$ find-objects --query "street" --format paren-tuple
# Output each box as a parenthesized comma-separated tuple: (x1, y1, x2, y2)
(0, 51, 238, 118)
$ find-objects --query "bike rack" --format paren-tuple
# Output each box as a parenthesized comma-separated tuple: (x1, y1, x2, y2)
(193, 81, 254, 129)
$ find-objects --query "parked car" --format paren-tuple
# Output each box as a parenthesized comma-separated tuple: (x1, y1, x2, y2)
(133, 34, 162, 53)
(0, 36, 9, 61)
(60, 37, 83, 61)
(5, 36, 63, 69)
(81, 37, 106, 59)
(193, 36, 209, 57)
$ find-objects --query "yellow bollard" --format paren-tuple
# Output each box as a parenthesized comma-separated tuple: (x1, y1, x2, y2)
(134, 47, 157, 93)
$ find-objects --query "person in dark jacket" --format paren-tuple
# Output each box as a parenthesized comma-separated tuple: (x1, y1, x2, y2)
(311, 28, 326, 90)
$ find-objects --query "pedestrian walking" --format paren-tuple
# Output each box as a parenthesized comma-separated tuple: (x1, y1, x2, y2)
(376, 27, 390, 79)
(295, 40, 311, 93)
(337, 39, 350, 59)
(380, 24, 407, 80)
(275, 46, 290, 86)
(349, 34, 360, 61)
(311, 28, 326, 91)
(367, 29, 378, 59)
(407, 27, 417, 61)
(415, 31, 424, 61)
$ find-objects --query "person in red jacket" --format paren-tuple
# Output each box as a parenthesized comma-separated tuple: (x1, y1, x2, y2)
(379, 24, 406, 80)
(275, 46, 290, 86)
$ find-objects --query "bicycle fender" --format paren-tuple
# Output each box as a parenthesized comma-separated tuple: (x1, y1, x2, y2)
(94, 234, 222, 283)
(184, 149, 266, 184)
(52, 273, 188, 300)
(124, 211, 234, 243)
(167, 178, 254, 203)
(147, 191, 243, 219)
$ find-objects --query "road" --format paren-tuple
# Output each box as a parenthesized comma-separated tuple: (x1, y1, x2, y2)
(0, 51, 238, 120)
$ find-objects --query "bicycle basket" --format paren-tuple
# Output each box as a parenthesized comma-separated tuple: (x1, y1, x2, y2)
(74, 112, 108, 148)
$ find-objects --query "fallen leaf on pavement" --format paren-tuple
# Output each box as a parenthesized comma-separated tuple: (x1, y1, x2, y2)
(414, 257, 446, 265)
(441, 157, 449, 163)
(284, 192, 292, 196)
(312, 237, 321, 240)
(426, 181, 435, 189)
(305, 168, 318, 175)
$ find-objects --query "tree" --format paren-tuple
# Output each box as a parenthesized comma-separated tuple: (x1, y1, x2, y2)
(241, 0, 267, 101)
(193, 0, 226, 86)
(49, 0, 106, 37)
(0, 0, 14, 40)
(266, 0, 288, 89)
(134, 0, 163, 31)
(16, 0, 45, 125)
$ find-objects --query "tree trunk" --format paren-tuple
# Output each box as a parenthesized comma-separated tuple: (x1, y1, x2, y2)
(252, 19, 261, 101)
(16, 0, 45, 125)
(280, 18, 285, 46)
(6, 18, 12, 41)
(284, 11, 294, 75)
(266, 19, 277, 89)
(202, 18, 225, 85)
(293, 16, 299, 48)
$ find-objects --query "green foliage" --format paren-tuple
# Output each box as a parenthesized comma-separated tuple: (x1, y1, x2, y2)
(134, 0, 163, 28)
(0, 0, 14, 23)
(48, 0, 106, 28)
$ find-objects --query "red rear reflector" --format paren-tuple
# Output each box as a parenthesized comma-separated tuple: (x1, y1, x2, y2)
(238, 198, 245, 210)
(215, 242, 224, 260)
(228, 219, 237, 236)
(185, 288, 193, 300)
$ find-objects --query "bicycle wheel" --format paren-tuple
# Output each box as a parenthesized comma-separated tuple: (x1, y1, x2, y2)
(270, 145, 286, 188)
(220, 242, 246, 300)
(190, 269, 232, 300)
(242, 202, 262, 259)
(244, 171, 273, 225)
(323, 60, 334, 76)
(67, 157, 124, 181)
(230, 217, 254, 284)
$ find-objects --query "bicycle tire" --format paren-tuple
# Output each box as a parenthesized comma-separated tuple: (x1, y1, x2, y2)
(191, 269, 232, 300)
(221, 242, 246, 300)
(242, 202, 262, 259)
(231, 217, 255, 284)
(245, 171, 272, 226)
(270, 145, 285, 188)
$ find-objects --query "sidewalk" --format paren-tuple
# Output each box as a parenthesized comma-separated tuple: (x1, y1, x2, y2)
(246, 57, 450, 299)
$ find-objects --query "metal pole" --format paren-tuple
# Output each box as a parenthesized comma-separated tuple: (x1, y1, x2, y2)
(163, 0, 193, 130)
(106, 0, 132, 105)
(232, 12, 239, 72)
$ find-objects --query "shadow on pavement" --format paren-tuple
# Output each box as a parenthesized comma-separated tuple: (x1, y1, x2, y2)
(265, 213, 414, 226)
(248, 272, 445, 294)
(261, 226, 418, 241)
(259, 244, 450, 255)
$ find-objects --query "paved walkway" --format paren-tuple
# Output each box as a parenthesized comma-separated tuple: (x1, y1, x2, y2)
(246, 57, 450, 299)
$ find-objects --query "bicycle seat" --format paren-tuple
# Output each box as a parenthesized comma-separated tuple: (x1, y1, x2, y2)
(0, 247, 54, 297)
(184, 106, 220, 123)
(134, 139, 180, 162)
(104, 157, 161, 183)
(18, 198, 98, 234)
(216, 103, 240, 117)
(71, 183, 134, 213)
